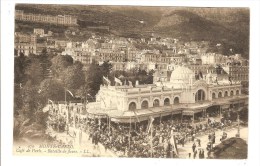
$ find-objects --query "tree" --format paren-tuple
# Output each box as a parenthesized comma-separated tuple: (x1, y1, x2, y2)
(84, 61, 113, 97)
(61, 62, 86, 96)
(85, 62, 103, 97)
(39, 78, 64, 102)
(239, 108, 248, 123)
(50, 55, 73, 78)
(100, 61, 112, 77)
(24, 58, 44, 85)
(14, 55, 30, 84)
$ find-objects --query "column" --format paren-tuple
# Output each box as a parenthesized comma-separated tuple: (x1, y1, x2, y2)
(219, 106, 222, 118)
(192, 112, 195, 127)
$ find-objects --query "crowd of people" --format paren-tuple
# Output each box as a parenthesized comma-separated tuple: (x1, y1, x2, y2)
(47, 106, 237, 158)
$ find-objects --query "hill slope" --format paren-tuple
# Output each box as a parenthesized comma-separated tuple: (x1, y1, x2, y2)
(15, 4, 249, 58)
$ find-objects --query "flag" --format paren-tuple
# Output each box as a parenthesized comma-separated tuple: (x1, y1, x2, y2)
(169, 130, 178, 155)
(146, 116, 154, 133)
(228, 76, 232, 85)
(114, 77, 122, 86)
(48, 99, 54, 104)
(199, 71, 203, 79)
(103, 76, 111, 85)
(66, 89, 74, 97)
(133, 110, 140, 123)
(87, 93, 95, 101)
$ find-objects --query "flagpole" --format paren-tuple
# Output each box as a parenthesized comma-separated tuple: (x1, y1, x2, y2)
(108, 116, 111, 134)
(129, 116, 131, 150)
(65, 88, 67, 105)
(150, 120, 153, 158)
(160, 114, 162, 132)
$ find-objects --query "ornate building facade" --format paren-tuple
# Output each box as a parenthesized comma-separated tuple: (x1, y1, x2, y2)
(87, 66, 248, 123)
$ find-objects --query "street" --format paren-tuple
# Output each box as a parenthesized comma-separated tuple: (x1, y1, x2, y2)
(177, 126, 248, 159)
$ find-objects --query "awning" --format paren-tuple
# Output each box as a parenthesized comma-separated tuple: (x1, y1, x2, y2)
(109, 107, 183, 123)
(221, 104, 230, 109)
(86, 112, 108, 119)
(182, 109, 203, 116)
(182, 110, 194, 116)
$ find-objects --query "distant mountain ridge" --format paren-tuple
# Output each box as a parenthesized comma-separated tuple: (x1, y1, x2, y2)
(15, 4, 249, 58)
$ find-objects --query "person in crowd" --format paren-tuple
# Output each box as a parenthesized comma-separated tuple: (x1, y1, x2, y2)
(192, 142, 196, 152)
(197, 138, 201, 147)
(193, 149, 197, 159)
(201, 149, 205, 159)
(47, 106, 236, 158)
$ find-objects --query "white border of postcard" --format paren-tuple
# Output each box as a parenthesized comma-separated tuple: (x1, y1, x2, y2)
(1, 0, 260, 166)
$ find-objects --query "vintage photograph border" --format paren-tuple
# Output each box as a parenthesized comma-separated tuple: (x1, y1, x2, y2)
(1, 0, 260, 166)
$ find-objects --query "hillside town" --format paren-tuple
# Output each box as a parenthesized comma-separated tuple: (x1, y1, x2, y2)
(13, 7, 249, 159)
(15, 10, 249, 82)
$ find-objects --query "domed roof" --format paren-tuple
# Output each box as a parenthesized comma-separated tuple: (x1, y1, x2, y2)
(170, 66, 194, 83)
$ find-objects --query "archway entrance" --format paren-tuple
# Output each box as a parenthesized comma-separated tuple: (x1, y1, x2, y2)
(129, 102, 137, 111)
(212, 93, 216, 99)
(195, 89, 205, 102)
(218, 92, 222, 98)
(174, 97, 179, 104)
(164, 98, 170, 106)
(141, 100, 149, 109)
(224, 91, 228, 97)
(153, 99, 160, 107)
(236, 90, 239, 95)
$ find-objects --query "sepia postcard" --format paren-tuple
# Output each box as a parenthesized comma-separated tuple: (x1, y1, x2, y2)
(1, 1, 259, 166)
(12, 3, 250, 159)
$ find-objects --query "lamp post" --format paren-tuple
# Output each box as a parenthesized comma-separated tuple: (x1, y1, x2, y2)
(236, 113, 240, 137)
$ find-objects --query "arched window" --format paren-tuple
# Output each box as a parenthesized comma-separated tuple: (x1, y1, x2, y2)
(230, 91, 234, 96)
(195, 89, 206, 102)
(141, 100, 149, 109)
(224, 91, 228, 97)
(236, 90, 239, 95)
(212, 93, 216, 99)
(174, 97, 180, 104)
(218, 92, 222, 98)
(164, 98, 170, 106)
(153, 99, 160, 107)
(129, 102, 137, 111)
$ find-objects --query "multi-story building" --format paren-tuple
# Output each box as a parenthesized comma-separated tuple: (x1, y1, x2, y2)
(15, 10, 77, 26)
(222, 65, 249, 82)
(98, 49, 126, 62)
(127, 49, 142, 62)
(140, 53, 161, 63)
(15, 42, 37, 56)
(15, 32, 36, 44)
(15, 32, 37, 56)
(33, 28, 44, 36)
(201, 53, 226, 65)
(72, 52, 94, 64)
(86, 66, 248, 123)
(55, 40, 68, 49)
(187, 64, 216, 75)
